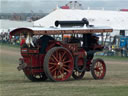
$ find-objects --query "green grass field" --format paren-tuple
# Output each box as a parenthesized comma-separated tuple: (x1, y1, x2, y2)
(0, 45, 128, 96)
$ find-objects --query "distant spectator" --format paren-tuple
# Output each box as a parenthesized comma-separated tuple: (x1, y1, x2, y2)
(20, 36, 26, 46)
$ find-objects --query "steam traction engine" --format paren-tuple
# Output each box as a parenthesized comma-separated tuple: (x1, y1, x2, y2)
(10, 20, 113, 82)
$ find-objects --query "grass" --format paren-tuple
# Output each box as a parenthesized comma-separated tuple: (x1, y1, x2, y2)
(0, 44, 128, 96)
(0, 42, 20, 47)
(95, 55, 128, 61)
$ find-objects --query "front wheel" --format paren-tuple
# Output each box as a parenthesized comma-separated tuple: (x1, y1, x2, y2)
(91, 58, 106, 80)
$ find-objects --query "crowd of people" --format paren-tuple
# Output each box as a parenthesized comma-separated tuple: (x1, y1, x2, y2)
(0, 32, 20, 45)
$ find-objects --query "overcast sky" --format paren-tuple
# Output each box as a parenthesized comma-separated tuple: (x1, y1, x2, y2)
(1, 0, 128, 13)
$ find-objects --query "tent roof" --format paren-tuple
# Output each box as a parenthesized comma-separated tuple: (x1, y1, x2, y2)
(34, 9, 128, 30)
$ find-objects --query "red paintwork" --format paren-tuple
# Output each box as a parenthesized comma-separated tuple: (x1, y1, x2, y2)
(77, 57, 84, 66)
(46, 41, 79, 54)
(21, 40, 89, 75)
(20, 39, 25, 46)
(45, 41, 62, 52)
(21, 41, 63, 75)
(21, 48, 45, 75)
(61, 6, 70, 9)
(76, 48, 86, 66)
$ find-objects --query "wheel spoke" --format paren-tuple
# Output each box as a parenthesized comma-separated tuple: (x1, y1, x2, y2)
(52, 55, 59, 62)
(55, 50, 59, 60)
(61, 51, 66, 59)
(62, 56, 67, 62)
(61, 68, 64, 74)
(63, 64, 69, 67)
(100, 67, 103, 71)
(98, 63, 102, 67)
(49, 62, 57, 65)
(99, 71, 103, 75)
(50, 57, 57, 63)
(49, 66, 55, 70)
(53, 70, 57, 78)
(94, 67, 99, 71)
(97, 62, 100, 67)
(57, 70, 62, 77)
(95, 64, 104, 77)
(94, 63, 98, 69)
(59, 70, 62, 76)
(59, 53, 62, 61)
(51, 67, 57, 73)
(62, 67, 70, 73)
(63, 60, 72, 64)
(60, 69, 65, 79)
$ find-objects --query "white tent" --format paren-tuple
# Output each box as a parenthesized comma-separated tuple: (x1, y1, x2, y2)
(34, 9, 128, 29)
(0, 19, 33, 33)
(34, 9, 128, 36)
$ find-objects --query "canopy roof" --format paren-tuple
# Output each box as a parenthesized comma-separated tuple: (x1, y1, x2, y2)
(10, 26, 113, 36)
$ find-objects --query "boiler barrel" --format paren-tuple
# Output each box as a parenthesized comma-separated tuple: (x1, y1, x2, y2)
(55, 18, 89, 27)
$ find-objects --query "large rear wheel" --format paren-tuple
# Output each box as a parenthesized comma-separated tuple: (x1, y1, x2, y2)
(91, 58, 106, 80)
(43, 47, 74, 81)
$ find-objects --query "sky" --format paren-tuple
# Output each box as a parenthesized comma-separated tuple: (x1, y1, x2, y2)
(0, 0, 128, 13)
